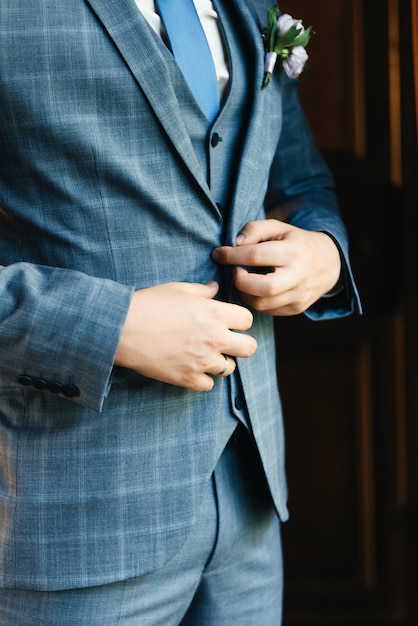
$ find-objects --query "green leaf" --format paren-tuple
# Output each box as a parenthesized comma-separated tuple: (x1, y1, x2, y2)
(292, 26, 314, 48)
(267, 6, 278, 30)
(267, 7, 278, 51)
(274, 24, 301, 49)
(273, 24, 314, 54)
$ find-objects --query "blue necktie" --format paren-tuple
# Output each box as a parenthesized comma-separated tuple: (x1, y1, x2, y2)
(156, 0, 220, 123)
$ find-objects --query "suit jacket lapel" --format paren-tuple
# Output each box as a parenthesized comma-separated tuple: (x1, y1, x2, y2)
(85, 0, 281, 229)
(85, 0, 212, 200)
(217, 0, 283, 237)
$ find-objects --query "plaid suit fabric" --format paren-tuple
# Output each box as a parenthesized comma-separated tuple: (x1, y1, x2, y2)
(0, 0, 359, 590)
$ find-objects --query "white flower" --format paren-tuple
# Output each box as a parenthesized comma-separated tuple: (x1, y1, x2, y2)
(277, 14, 304, 37)
(282, 45, 309, 79)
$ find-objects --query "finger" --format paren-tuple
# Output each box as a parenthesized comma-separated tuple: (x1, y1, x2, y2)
(233, 268, 302, 314)
(177, 282, 254, 330)
(206, 355, 236, 378)
(214, 300, 254, 331)
(217, 355, 230, 376)
(223, 330, 257, 359)
(190, 357, 235, 391)
(190, 373, 216, 393)
(213, 240, 285, 268)
(233, 265, 286, 297)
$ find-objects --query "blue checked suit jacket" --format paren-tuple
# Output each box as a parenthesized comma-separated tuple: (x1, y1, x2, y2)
(0, 0, 361, 590)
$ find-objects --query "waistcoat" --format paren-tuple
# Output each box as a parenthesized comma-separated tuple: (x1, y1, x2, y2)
(167, 1, 252, 212)
(165, 2, 254, 430)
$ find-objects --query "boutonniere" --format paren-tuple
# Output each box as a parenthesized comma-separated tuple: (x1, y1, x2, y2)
(262, 6, 313, 89)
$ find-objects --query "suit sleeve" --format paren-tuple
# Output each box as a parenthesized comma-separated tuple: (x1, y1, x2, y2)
(0, 262, 134, 411)
(265, 74, 362, 319)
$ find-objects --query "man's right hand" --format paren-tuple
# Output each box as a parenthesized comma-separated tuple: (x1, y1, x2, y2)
(114, 281, 257, 391)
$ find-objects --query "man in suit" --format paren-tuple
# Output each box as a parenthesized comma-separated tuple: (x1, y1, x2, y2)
(0, 0, 361, 623)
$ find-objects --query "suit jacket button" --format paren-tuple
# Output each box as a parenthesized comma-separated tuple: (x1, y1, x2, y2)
(234, 396, 244, 411)
(47, 381, 63, 394)
(33, 377, 48, 390)
(18, 374, 33, 387)
(62, 384, 81, 398)
(211, 132, 222, 147)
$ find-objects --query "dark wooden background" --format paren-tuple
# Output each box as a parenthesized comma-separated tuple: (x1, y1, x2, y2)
(275, 1, 418, 623)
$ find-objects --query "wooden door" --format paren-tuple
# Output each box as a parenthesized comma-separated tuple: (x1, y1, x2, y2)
(275, 1, 418, 623)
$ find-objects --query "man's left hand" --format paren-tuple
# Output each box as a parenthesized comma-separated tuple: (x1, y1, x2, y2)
(212, 219, 342, 316)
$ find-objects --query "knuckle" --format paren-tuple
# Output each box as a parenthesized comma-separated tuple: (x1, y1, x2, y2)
(206, 332, 223, 350)
(243, 221, 257, 235)
(250, 297, 268, 312)
(264, 282, 277, 298)
(209, 302, 224, 323)
(200, 355, 214, 372)
(247, 247, 263, 265)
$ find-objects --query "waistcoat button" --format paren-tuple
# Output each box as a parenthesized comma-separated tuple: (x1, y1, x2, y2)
(234, 396, 244, 411)
(211, 132, 222, 147)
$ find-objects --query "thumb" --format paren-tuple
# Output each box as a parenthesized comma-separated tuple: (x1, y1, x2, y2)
(236, 219, 288, 245)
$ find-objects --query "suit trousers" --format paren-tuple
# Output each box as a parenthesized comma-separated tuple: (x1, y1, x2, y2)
(0, 426, 283, 626)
